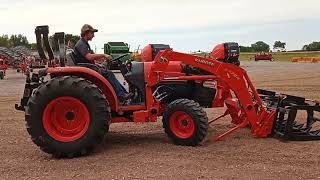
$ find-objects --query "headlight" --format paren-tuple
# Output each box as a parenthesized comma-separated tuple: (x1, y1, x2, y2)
(202, 80, 217, 89)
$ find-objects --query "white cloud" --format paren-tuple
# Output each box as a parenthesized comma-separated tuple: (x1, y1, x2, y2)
(0, 0, 319, 51)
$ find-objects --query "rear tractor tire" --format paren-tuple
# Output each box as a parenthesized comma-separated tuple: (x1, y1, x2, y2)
(26, 76, 111, 158)
(162, 99, 208, 146)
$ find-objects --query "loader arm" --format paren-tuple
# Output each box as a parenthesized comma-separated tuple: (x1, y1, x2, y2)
(147, 49, 278, 139)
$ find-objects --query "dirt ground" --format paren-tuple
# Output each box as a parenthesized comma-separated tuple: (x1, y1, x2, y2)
(0, 62, 320, 180)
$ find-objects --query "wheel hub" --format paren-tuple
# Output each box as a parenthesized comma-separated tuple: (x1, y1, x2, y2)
(65, 111, 75, 121)
(169, 111, 195, 139)
(181, 119, 188, 126)
(43, 96, 90, 142)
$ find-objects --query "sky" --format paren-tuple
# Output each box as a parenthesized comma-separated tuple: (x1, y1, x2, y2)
(0, 0, 319, 53)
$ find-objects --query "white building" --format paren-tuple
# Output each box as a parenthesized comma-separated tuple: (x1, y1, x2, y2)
(272, 47, 286, 52)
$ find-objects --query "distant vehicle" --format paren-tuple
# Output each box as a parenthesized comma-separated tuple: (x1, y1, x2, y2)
(0, 59, 7, 79)
(254, 52, 274, 61)
(272, 47, 286, 52)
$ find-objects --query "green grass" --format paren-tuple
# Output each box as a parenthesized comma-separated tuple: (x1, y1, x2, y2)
(192, 51, 320, 61)
(240, 52, 320, 61)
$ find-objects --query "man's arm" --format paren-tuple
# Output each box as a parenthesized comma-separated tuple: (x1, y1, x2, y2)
(75, 41, 112, 63)
(85, 53, 112, 63)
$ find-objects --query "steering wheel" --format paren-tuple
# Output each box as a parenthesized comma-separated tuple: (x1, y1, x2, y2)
(111, 53, 129, 64)
(109, 53, 132, 75)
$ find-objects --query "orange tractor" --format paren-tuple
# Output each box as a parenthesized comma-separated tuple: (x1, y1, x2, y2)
(0, 59, 7, 79)
(254, 52, 274, 61)
(16, 26, 320, 158)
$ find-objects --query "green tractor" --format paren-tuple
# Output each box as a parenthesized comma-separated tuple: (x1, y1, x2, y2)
(104, 42, 131, 70)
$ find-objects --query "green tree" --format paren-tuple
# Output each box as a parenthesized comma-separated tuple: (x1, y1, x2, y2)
(302, 42, 320, 51)
(0, 34, 35, 49)
(49, 34, 80, 50)
(0, 35, 10, 47)
(65, 34, 80, 44)
(239, 46, 253, 52)
(9, 34, 29, 47)
(251, 41, 270, 52)
(273, 41, 286, 49)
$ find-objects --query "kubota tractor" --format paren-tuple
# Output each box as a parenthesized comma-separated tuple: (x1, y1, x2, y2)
(0, 59, 7, 79)
(254, 52, 274, 61)
(15, 26, 320, 158)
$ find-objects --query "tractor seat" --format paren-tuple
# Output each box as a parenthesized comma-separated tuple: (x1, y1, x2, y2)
(66, 49, 76, 66)
(66, 49, 101, 73)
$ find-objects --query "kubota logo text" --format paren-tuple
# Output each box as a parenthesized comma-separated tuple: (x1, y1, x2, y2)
(195, 59, 214, 66)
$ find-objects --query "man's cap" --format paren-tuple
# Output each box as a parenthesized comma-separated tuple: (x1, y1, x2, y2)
(81, 24, 98, 35)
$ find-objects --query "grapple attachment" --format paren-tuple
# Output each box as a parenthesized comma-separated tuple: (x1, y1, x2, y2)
(258, 89, 320, 141)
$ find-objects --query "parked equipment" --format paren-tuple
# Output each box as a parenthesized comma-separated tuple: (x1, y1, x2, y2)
(0, 59, 7, 79)
(141, 44, 171, 62)
(15, 26, 320, 158)
(254, 52, 274, 61)
(291, 57, 320, 63)
(211, 42, 240, 66)
(104, 42, 131, 70)
(131, 45, 142, 61)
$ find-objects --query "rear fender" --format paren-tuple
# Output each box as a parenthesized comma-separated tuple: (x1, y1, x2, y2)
(46, 67, 119, 110)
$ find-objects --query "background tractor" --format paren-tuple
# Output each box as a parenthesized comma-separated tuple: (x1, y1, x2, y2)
(104, 42, 131, 70)
(0, 59, 7, 79)
(254, 52, 274, 61)
(15, 26, 320, 158)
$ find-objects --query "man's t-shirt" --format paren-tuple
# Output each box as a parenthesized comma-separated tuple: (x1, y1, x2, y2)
(74, 38, 93, 64)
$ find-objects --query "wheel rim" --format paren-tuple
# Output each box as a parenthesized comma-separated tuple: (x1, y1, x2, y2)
(43, 96, 90, 142)
(169, 111, 195, 139)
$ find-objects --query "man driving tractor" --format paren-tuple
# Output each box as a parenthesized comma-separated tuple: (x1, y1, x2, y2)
(74, 24, 131, 102)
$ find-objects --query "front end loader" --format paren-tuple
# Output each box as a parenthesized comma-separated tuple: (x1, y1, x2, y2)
(15, 26, 320, 158)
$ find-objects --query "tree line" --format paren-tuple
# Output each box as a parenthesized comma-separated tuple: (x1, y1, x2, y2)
(240, 41, 320, 52)
(0, 34, 34, 48)
(0, 34, 80, 49)
(302, 42, 320, 51)
(0, 34, 319, 52)
(240, 41, 284, 52)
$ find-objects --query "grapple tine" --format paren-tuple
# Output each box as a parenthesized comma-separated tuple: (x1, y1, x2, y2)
(294, 124, 304, 130)
(257, 89, 320, 141)
(301, 126, 312, 132)
(312, 130, 320, 135)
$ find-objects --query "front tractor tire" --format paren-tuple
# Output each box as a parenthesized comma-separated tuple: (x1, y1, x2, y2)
(26, 76, 111, 158)
(162, 99, 208, 146)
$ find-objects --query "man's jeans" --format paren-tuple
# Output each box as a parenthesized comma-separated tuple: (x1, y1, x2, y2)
(100, 68, 126, 97)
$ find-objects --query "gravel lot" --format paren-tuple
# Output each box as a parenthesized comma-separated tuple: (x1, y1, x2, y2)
(0, 61, 319, 180)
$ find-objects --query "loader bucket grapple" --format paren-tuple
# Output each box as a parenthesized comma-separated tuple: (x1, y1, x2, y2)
(258, 89, 320, 141)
